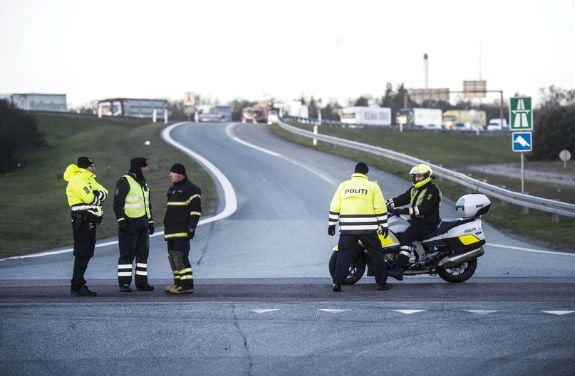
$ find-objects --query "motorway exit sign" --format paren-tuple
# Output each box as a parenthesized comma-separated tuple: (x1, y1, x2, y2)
(510, 97, 533, 130)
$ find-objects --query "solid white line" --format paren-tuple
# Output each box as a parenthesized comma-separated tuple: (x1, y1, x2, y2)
(226, 123, 281, 157)
(487, 242, 575, 257)
(227, 123, 337, 186)
(0, 122, 237, 263)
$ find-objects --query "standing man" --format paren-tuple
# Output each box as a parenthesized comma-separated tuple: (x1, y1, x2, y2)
(328, 162, 390, 292)
(64, 157, 108, 297)
(114, 157, 154, 292)
(164, 163, 202, 295)
(386, 163, 442, 280)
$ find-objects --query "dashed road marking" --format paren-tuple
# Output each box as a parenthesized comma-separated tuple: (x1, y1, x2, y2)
(318, 309, 349, 314)
(465, 310, 498, 314)
(252, 309, 281, 314)
(542, 311, 574, 316)
(393, 309, 426, 315)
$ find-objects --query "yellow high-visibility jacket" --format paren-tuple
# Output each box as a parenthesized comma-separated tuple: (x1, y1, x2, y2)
(329, 173, 388, 234)
(63, 164, 108, 217)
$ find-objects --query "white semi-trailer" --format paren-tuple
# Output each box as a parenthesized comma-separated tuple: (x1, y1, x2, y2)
(340, 106, 391, 126)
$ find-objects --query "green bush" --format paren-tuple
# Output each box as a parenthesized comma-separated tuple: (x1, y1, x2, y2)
(0, 100, 46, 173)
(532, 105, 575, 160)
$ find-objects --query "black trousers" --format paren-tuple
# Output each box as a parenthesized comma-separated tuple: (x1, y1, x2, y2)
(334, 232, 388, 286)
(117, 217, 150, 287)
(71, 213, 97, 289)
(167, 238, 193, 289)
(400, 220, 438, 246)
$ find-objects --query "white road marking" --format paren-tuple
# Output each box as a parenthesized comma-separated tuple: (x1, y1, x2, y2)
(542, 311, 574, 316)
(465, 310, 498, 314)
(252, 309, 281, 314)
(227, 123, 338, 186)
(318, 309, 349, 313)
(226, 123, 281, 157)
(487, 243, 575, 257)
(393, 309, 426, 314)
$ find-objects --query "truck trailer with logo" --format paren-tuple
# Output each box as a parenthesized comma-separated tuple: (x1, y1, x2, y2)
(339, 107, 391, 126)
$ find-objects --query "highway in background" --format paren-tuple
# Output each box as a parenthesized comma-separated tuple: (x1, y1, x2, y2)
(1, 122, 574, 375)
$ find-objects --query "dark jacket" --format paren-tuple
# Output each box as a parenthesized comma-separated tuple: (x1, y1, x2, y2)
(164, 177, 202, 239)
(393, 181, 442, 226)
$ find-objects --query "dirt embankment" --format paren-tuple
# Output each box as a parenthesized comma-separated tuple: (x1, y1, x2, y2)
(468, 161, 575, 188)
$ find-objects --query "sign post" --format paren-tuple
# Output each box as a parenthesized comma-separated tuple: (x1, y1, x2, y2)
(510, 97, 533, 193)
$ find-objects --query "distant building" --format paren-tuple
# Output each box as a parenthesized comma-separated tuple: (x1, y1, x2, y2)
(97, 98, 168, 119)
(5, 93, 67, 112)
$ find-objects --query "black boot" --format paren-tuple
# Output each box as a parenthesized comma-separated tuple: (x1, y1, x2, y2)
(71, 285, 97, 297)
(387, 266, 404, 281)
(137, 284, 154, 291)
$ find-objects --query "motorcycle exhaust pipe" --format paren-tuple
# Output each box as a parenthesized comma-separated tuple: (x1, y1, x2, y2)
(438, 247, 484, 268)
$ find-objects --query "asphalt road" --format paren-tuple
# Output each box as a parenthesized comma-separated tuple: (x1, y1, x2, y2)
(1, 122, 574, 376)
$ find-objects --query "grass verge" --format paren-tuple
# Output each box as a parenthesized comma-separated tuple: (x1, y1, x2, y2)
(0, 114, 217, 257)
(270, 123, 575, 252)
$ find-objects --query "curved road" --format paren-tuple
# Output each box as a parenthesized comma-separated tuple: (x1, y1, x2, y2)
(1, 122, 574, 376)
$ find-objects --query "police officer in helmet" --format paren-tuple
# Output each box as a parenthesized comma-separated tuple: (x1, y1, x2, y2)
(387, 163, 442, 280)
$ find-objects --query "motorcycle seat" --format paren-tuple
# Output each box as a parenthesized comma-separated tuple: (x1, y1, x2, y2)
(430, 217, 476, 236)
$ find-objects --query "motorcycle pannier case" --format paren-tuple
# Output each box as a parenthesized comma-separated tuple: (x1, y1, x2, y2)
(455, 194, 491, 218)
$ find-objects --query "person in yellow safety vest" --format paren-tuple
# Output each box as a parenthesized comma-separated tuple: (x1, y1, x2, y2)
(386, 163, 442, 281)
(63, 156, 108, 297)
(113, 157, 155, 293)
(163, 163, 202, 294)
(328, 162, 390, 292)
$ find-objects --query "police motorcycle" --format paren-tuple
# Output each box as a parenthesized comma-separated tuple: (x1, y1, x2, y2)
(328, 193, 491, 284)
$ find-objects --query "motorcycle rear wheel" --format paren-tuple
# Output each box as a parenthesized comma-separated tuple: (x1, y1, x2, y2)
(437, 258, 477, 283)
(328, 251, 367, 285)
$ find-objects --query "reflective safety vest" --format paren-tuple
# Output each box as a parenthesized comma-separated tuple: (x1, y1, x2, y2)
(123, 175, 151, 219)
(329, 173, 388, 234)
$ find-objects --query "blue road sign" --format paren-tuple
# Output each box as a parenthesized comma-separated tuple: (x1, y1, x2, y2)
(512, 132, 532, 152)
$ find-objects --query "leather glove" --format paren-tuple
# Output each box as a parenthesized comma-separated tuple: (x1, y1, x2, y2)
(328, 225, 336, 236)
(148, 221, 155, 235)
(118, 219, 128, 231)
(393, 208, 410, 216)
(188, 228, 195, 239)
(378, 226, 389, 238)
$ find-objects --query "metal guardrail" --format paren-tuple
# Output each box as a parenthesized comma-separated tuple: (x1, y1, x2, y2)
(277, 119, 575, 218)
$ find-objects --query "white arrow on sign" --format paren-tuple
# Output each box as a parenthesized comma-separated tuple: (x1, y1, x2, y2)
(514, 135, 530, 147)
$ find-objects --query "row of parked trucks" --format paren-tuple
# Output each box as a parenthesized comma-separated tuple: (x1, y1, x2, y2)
(339, 107, 507, 130)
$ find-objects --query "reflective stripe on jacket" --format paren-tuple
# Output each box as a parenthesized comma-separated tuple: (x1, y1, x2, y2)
(329, 173, 388, 234)
(164, 177, 202, 239)
(63, 164, 107, 217)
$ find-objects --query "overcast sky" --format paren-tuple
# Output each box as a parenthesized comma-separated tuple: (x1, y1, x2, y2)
(1, 0, 574, 108)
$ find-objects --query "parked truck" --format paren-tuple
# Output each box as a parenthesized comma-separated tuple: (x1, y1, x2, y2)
(442, 110, 487, 130)
(396, 108, 442, 128)
(340, 106, 391, 126)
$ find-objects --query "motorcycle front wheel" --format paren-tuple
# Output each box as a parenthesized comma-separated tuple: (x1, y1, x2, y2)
(437, 258, 477, 283)
(328, 251, 367, 285)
